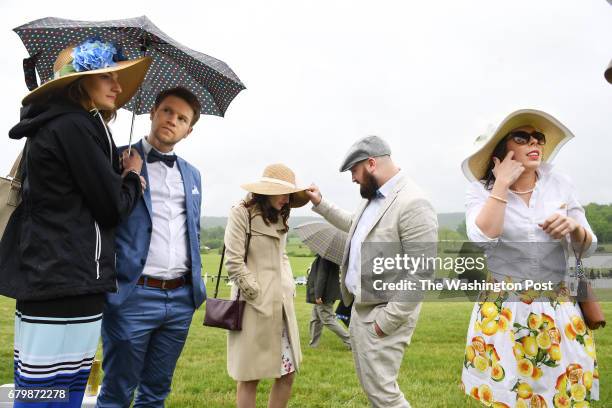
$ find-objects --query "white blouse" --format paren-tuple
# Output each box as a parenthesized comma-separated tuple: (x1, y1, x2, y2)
(466, 164, 597, 282)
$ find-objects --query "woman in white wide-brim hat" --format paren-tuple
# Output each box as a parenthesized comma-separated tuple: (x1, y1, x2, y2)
(0, 37, 150, 408)
(459, 109, 600, 407)
(224, 163, 307, 407)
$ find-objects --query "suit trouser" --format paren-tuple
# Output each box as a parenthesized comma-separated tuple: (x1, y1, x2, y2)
(349, 309, 416, 408)
(97, 283, 195, 408)
(308, 303, 351, 347)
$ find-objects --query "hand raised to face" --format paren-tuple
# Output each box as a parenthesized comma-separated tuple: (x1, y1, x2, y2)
(492, 151, 525, 188)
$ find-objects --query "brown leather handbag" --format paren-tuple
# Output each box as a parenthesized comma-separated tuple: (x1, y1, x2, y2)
(574, 228, 606, 330)
(578, 280, 606, 330)
(203, 209, 252, 331)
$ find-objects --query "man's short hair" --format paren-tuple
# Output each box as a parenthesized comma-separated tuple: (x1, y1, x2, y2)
(154, 87, 201, 126)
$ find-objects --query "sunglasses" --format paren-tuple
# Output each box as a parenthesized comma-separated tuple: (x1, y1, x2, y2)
(507, 130, 546, 146)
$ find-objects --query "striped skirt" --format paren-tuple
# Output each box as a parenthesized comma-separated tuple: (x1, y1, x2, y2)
(13, 293, 104, 408)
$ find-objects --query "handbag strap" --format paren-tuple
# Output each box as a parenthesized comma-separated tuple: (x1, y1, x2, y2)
(571, 226, 588, 278)
(8, 150, 24, 180)
(213, 206, 252, 298)
(213, 247, 226, 298)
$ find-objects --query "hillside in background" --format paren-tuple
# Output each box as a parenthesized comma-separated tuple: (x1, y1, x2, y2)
(200, 205, 612, 250)
(436, 212, 464, 230)
(202, 216, 324, 229)
(203, 213, 465, 230)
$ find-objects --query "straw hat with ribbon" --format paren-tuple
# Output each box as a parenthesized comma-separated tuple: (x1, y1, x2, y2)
(461, 109, 575, 182)
(241, 163, 310, 208)
(22, 37, 151, 108)
(605, 59, 612, 84)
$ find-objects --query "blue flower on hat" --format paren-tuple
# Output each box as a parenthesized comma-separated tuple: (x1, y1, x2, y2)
(71, 37, 124, 72)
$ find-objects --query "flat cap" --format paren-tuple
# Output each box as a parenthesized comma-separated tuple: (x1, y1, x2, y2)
(339, 135, 392, 172)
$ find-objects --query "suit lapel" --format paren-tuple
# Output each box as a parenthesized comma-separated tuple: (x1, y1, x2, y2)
(362, 175, 408, 238)
(176, 158, 193, 223)
(340, 199, 368, 273)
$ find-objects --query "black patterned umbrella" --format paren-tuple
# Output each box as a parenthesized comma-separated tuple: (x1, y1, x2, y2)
(14, 16, 245, 117)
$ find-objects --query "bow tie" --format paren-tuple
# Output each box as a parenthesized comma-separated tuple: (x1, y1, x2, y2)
(147, 149, 177, 168)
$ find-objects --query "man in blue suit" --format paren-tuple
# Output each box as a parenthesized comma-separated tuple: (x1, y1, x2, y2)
(97, 87, 206, 408)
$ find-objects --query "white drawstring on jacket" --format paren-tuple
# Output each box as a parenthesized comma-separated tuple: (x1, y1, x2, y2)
(90, 108, 113, 165)
(94, 221, 101, 279)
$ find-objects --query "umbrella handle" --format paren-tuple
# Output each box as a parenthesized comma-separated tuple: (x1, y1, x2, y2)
(127, 33, 150, 156)
(127, 105, 137, 156)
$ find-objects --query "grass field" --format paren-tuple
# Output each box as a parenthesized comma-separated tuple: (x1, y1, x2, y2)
(0, 254, 610, 407)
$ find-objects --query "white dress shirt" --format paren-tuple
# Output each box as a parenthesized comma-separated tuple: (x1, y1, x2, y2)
(466, 163, 597, 282)
(141, 137, 190, 280)
(345, 170, 404, 294)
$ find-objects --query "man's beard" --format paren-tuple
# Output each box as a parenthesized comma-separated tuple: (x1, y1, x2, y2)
(359, 171, 379, 199)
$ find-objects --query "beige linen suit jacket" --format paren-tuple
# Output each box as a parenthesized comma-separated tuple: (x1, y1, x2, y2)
(313, 173, 438, 335)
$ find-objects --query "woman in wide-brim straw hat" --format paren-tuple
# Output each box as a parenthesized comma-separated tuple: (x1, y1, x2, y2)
(224, 163, 307, 407)
(459, 109, 600, 407)
(0, 37, 150, 408)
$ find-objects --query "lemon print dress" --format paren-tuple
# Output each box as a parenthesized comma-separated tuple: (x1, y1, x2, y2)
(460, 166, 600, 408)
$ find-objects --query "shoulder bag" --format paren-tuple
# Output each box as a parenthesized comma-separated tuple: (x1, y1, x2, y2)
(203, 207, 252, 330)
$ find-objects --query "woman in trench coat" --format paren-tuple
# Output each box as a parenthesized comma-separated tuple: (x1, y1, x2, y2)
(224, 163, 309, 408)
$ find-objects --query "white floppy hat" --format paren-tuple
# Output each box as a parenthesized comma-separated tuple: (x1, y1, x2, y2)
(461, 109, 575, 182)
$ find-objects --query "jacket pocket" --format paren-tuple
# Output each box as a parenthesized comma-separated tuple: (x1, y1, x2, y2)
(362, 303, 386, 323)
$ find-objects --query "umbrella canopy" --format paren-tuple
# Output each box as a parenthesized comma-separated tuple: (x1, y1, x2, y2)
(294, 222, 347, 266)
(14, 16, 245, 116)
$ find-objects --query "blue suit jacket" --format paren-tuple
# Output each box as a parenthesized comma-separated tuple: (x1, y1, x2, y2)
(106, 140, 206, 310)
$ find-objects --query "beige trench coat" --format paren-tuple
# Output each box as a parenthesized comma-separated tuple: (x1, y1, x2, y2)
(224, 201, 302, 381)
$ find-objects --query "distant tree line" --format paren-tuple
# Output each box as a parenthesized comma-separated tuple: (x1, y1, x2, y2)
(201, 226, 225, 250)
(200, 203, 612, 250)
(200, 226, 302, 251)
(585, 203, 612, 243)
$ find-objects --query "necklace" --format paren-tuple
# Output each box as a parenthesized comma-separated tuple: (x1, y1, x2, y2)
(510, 173, 538, 195)
(509, 187, 534, 194)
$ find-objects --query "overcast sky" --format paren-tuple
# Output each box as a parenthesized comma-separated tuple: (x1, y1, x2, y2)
(1, 0, 611, 217)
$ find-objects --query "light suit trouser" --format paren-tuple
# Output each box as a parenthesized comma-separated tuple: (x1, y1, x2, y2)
(309, 303, 351, 347)
(349, 309, 416, 408)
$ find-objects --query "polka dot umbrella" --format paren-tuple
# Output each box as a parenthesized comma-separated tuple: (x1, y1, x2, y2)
(14, 16, 246, 145)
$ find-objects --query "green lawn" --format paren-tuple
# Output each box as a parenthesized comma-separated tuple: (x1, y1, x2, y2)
(0, 256, 610, 407)
(201, 252, 313, 280)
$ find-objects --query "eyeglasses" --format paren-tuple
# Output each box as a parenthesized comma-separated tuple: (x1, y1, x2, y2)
(507, 130, 546, 146)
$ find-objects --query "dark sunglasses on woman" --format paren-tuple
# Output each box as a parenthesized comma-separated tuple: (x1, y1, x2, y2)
(507, 130, 546, 145)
